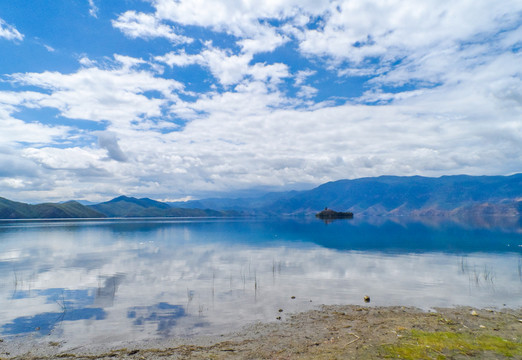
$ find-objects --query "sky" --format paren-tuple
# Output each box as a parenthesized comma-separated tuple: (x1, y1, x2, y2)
(0, 0, 521, 203)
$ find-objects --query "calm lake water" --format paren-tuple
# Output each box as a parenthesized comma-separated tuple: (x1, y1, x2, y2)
(0, 217, 521, 348)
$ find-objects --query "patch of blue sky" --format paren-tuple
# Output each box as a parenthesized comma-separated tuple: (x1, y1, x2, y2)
(181, 25, 242, 52)
(0, 0, 157, 72)
(0, 81, 55, 95)
(305, 15, 326, 31)
(251, 39, 371, 104)
(161, 64, 216, 95)
(510, 41, 522, 53)
(14, 107, 107, 132)
(259, 18, 288, 28)
(310, 71, 370, 104)
(251, 39, 301, 63)
(0, 38, 80, 75)
(353, 35, 376, 48)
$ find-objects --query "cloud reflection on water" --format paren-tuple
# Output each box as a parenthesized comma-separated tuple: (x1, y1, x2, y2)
(0, 218, 520, 349)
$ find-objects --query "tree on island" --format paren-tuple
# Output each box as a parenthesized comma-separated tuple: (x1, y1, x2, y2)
(315, 207, 353, 219)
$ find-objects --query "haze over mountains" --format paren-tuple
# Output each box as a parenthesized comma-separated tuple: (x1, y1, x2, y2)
(0, 174, 521, 219)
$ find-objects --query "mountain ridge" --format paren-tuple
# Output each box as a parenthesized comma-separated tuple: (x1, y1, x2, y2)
(89, 196, 239, 218)
(168, 174, 522, 217)
(1, 174, 521, 219)
(0, 197, 106, 219)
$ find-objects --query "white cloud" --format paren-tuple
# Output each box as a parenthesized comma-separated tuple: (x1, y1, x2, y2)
(151, 0, 328, 57)
(237, 27, 288, 55)
(78, 56, 97, 67)
(153, 0, 328, 36)
(156, 47, 290, 87)
(294, 70, 317, 98)
(294, 70, 315, 87)
(112, 10, 193, 44)
(296, 0, 522, 85)
(0, 92, 69, 145)
(154, 49, 204, 67)
(88, 0, 99, 18)
(0, 18, 24, 42)
(297, 85, 318, 98)
(0, 178, 26, 189)
(9, 55, 184, 125)
(2, 1, 522, 202)
(22, 147, 104, 170)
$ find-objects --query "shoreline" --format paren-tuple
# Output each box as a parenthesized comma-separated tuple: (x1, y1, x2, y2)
(2, 305, 521, 359)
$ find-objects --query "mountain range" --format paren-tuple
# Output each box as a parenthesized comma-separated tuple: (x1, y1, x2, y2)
(169, 174, 522, 217)
(1, 174, 521, 219)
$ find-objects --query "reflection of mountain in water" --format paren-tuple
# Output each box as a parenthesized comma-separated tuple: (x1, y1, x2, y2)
(104, 217, 518, 254)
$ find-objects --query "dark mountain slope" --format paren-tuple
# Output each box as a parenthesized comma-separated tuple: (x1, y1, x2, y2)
(0, 198, 105, 219)
(264, 174, 522, 216)
(90, 196, 239, 218)
(167, 174, 522, 216)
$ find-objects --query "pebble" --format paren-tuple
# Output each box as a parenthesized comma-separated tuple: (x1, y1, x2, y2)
(364, 295, 370, 303)
(471, 310, 478, 316)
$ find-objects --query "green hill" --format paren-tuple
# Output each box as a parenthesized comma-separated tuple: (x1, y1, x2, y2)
(0, 198, 105, 219)
(89, 196, 240, 218)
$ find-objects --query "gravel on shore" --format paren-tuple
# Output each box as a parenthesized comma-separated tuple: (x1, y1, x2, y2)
(1, 305, 521, 359)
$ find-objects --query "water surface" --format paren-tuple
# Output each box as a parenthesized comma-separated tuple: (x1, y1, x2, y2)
(0, 217, 521, 347)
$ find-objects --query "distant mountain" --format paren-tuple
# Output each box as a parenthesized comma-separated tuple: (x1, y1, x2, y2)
(89, 196, 241, 218)
(166, 190, 300, 214)
(173, 174, 522, 217)
(2, 174, 521, 219)
(0, 195, 241, 219)
(62, 199, 98, 206)
(265, 174, 522, 216)
(0, 198, 105, 219)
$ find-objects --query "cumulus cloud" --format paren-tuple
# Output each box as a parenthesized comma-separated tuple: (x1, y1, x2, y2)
(0, 93, 69, 145)
(112, 10, 193, 44)
(9, 55, 184, 125)
(2, 0, 522, 202)
(152, 0, 328, 36)
(0, 18, 24, 42)
(156, 47, 290, 87)
(296, 0, 522, 87)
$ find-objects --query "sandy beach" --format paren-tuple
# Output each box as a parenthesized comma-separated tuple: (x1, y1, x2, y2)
(2, 305, 520, 359)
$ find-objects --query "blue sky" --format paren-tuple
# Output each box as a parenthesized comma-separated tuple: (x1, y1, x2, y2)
(0, 0, 521, 203)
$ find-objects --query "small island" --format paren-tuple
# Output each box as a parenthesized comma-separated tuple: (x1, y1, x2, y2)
(315, 207, 354, 219)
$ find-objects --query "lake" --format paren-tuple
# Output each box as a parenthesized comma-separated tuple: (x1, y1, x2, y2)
(0, 217, 521, 348)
